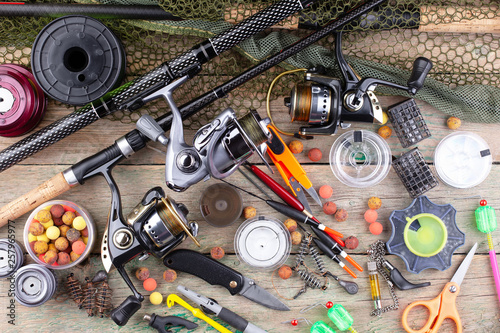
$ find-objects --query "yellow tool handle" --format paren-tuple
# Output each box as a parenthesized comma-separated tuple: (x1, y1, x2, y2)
(166, 294, 232, 333)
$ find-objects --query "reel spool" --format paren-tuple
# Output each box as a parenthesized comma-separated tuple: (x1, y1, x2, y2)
(200, 183, 243, 228)
(0, 64, 46, 137)
(0, 239, 24, 278)
(14, 264, 57, 307)
(31, 15, 125, 105)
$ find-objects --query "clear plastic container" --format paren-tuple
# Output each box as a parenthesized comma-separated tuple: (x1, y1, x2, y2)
(329, 130, 391, 188)
(24, 200, 96, 270)
(434, 132, 492, 188)
(234, 216, 291, 270)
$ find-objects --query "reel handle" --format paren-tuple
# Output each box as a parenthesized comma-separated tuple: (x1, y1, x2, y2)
(111, 295, 143, 326)
(407, 57, 433, 95)
(136, 115, 169, 145)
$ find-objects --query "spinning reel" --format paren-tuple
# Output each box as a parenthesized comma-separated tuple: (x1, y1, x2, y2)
(137, 76, 272, 192)
(275, 32, 432, 137)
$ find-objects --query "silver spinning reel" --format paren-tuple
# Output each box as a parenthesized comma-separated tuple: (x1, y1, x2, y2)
(137, 76, 272, 192)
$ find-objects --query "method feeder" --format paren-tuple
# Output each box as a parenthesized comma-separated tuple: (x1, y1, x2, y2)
(0, 0, 388, 225)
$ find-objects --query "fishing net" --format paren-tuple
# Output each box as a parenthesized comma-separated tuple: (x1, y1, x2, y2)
(0, 0, 498, 128)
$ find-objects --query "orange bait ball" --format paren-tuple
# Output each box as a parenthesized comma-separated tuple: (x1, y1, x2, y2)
(367, 196, 382, 210)
(288, 140, 304, 154)
(369, 222, 383, 235)
(71, 240, 86, 255)
(447, 116, 461, 130)
(143, 278, 157, 291)
(319, 185, 333, 199)
(378, 125, 392, 139)
(364, 209, 378, 223)
(278, 265, 293, 280)
(335, 209, 348, 222)
(308, 148, 322, 162)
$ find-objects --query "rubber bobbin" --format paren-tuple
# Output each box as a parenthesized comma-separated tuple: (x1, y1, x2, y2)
(0, 239, 24, 278)
(0, 64, 47, 137)
(31, 15, 126, 105)
(14, 264, 57, 307)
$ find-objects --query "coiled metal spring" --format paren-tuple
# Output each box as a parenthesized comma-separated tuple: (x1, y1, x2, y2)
(82, 278, 96, 317)
(95, 280, 113, 318)
(297, 269, 322, 289)
(295, 236, 310, 268)
(309, 246, 326, 274)
(66, 273, 83, 308)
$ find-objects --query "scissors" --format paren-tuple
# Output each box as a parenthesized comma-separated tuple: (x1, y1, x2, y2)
(402, 243, 477, 333)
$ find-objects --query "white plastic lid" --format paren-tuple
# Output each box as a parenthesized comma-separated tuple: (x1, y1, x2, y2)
(234, 216, 291, 270)
(329, 130, 392, 188)
(434, 131, 492, 188)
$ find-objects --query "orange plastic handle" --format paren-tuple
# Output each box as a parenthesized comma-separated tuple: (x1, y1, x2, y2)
(402, 282, 462, 333)
(266, 125, 312, 192)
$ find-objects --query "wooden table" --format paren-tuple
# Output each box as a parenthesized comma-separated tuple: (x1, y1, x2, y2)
(1, 89, 499, 333)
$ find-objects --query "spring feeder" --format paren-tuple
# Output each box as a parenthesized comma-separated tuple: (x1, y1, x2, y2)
(327, 304, 358, 333)
(475, 200, 500, 304)
(386, 196, 465, 274)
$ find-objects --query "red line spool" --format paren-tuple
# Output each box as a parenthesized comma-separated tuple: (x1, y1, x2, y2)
(0, 64, 47, 137)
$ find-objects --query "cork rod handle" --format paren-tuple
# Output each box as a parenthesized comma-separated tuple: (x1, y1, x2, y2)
(419, 6, 500, 34)
(0, 172, 74, 228)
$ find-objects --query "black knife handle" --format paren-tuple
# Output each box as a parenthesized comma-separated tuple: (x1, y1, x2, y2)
(163, 249, 244, 295)
(218, 307, 249, 332)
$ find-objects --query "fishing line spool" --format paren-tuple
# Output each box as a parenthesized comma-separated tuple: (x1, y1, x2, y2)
(0, 64, 46, 137)
(31, 15, 125, 105)
(0, 239, 24, 278)
(200, 183, 243, 228)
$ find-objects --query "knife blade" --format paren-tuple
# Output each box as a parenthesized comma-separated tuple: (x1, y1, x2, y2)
(163, 249, 289, 311)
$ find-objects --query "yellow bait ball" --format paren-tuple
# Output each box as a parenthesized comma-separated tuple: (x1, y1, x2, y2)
(447, 116, 461, 130)
(46, 226, 61, 240)
(36, 210, 52, 223)
(72, 216, 87, 231)
(149, 292, 163, 305)
(37, 233, 50, 243)
(40, 219, 54, 230)
(28, 233, 37, 243)
(380, 111, 389, 125)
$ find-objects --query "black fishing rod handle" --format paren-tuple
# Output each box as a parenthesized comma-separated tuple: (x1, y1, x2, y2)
(210, 0, 314, 55)
(0, 104, 98, 172)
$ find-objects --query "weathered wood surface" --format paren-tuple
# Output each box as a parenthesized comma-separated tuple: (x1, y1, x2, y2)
(0, 95, 500, 333)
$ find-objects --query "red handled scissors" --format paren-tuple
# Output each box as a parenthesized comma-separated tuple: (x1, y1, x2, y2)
(402, 243, 477, 333)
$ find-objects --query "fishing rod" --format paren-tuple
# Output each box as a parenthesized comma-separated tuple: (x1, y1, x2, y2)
(0, 0, 389, 225)
(0, 0, 318, 172)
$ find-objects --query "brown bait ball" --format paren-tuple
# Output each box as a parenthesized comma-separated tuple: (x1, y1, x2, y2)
(447, 116, 461, 130)
(308, 148, 322, 162)
(43, 250, 58, 265)
(278, 265, 293, 280)
(243, 206, 257, 219)
(378, 125, 392, 139)
(62, 211, 76, 226)
(135, 267, 150, 281)
(55, 237, 69, 251)
(34, 241, 48, 255)
(367, 196, 382, 210)
(36, 210, 52, 223)
(289, 140, 304, 154)
(57, 252, 71, 265)
(59, 225, 70, 238)
(323, 202, 337, 215)
(66, 228, 81, 243)
(81, 227, 89, 237)
(335, 209, 348, 222)
(29, 222, 45, 236)
(211, 246, 225, 260)
(53, 217, 64, 227)
(345, 236, 359, 250)
(163, 269, 178, 283)
(50, 204, 65, 219)
(291, 231, 302, 245)
(70, 251, 81, 262)
(284, 219, 297, 233)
